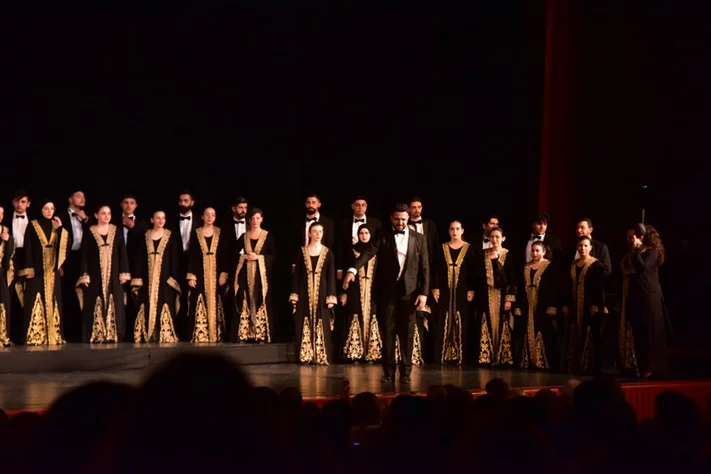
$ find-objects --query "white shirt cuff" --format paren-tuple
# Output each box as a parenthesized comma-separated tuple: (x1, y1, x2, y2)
(347, 268, 357, 275)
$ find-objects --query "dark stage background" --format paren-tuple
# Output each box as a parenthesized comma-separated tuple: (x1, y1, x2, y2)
(3, 3, 546, 339)
(2, 2, 708, 345)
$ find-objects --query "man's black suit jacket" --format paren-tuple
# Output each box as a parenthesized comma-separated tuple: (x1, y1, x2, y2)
(408, 218, 439, 276)
(337, 215, 382, 272)
(351, 227, 429, 300)
(58, 209, 89, 252)
(117, 216, 149, 267)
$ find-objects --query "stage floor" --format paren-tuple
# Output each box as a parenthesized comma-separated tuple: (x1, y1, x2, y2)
(1, 343, 709, 416)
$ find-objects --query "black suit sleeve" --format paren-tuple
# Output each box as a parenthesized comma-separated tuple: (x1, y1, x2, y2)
(598, 243, 612, 277)
(350, 230, 384, 271)
(325, 250, 337, 303)
(324, 218, 335, 251)
(1, 232, 14, 272)
(418, 234, 430, 296)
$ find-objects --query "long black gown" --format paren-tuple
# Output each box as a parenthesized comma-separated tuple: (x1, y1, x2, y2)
(341, 246, 382, 362)
(131, 230, 181, 343)
(0, 226, 14, 346)
(517, 259, 558, 370)
(186, 227, 226, 343)
(619, 246, 667, 377)
(76, 225, 131, 343)
(476, 248, 517, 366)
(562, 258, 605, 374)
(233, 231, 276, 343)
(432, 242, 476, 365)
(291, 246, 337, 365)
(21, 218, 70, 345)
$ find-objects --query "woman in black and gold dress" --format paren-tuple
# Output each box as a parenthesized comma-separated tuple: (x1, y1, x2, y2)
(76, 205, 131, 343)
(0, 210, 14, 346)
(619, 224, 667, 378)
(340, 223, 381, 363)
(233, 208, 276, 343)
(475, 227, 516, 366)
(131, 210, 181, 343)
(517, 240, 558, 370)
(21, 200, 70, 346)
(186, 207, 226, 343)
(431, 220, 476, 365)
(562, 235, 605, 374)
(290, 222, 337, 365)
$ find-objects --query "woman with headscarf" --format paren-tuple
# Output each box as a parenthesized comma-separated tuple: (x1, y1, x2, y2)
(20, 199, 70, 345)
(340, 223, 382, 363)
(619, 223, 667, 378)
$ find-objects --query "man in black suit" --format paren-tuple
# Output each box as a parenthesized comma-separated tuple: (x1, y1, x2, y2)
(59, 188, 90, 342)
(570, 217, 612, 276)
(117, 193, 149, 339)
(343, 203, 430, 383)
(171, 189, 197, 339)
(221, 196, 249, 341)
(525, 212, 562, 264)
(292, 193, 335, 272)
(336, 195, 381, 280)
(407, 196, 439, 361)
(8, 190, 31, 342)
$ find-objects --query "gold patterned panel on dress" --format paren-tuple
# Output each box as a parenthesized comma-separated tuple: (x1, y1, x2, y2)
(299, 246, 329, 365)
(523, 259, 551, 369)
(196, 227, 221, 342)
(0, 303, 11, 346)
(482, 248, 509, 364)
(235, 231, 270, 342)
(440, 243, 469, 364)
(144, 230, 173, 342)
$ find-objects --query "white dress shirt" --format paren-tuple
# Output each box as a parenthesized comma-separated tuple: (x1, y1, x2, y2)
(348, 226, 409, 280)
(12, 212, 28, 248)
(123, 215, 135, 244)
(305, 212, 320, 245)
(179, 212, 192, 252)
(68, 208, 84, 251)
(525, 233, 545, 263)
(482, 234, 492, 250)
(351, 215, 366, 244)
(410, 219, 424, 235)
(234, 218, 246, 254)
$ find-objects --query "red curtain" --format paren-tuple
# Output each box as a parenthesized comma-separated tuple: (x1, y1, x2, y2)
(539, 0, 577, 248)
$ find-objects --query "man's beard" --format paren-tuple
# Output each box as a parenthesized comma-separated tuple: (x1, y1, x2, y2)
(179, 205, 192, 214)
(235, 211, 246, 219)
(306, 208, 317, 216)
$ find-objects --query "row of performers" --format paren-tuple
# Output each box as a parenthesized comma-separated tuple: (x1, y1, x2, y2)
(0, 201, 665, 378)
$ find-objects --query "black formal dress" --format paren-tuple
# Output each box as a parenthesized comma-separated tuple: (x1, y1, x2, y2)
(516, 259, 558, 370)
(431, 242, 476, 365)
(76, 225, 131, 343)
(220, 217, 247, 339)
(562, 258, 606, 374)
(171, 213, 196, 340)
(21, 218, 71, 345)
(349, 227, 430, 378)
(291, 246, 337, 365)
(131, 230, 182, 343)
(186, 227, 228, 343)
(233, 231, 277, 343)
(0, 226, 14, 346)
(619, 246, 667, 377)
(475, 248, 517, 366)
(59, 209, 89, 343)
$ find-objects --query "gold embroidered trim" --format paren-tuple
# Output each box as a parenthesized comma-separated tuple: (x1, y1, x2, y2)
(431, 289, 440, 298)
(325, 295, 337, 306)
(483, 247, 509, 363)
(466, 290, 474, 299)
(131, 278, 143, 287)
(0, 303, 11, 346)
(186, 273, 197, 281)
(298, 246, 329, 364)
(343, 315, 364, 360)
(18, 268, 34, 278)
(166, 277, 181, 293)
(235, 231, 270, 342)
(191, 293, 209, 343)
(505, 294, 516, 303)
(76, 274, 90, 286)
(546, 306, 556, 315)
(289, 293, 299, 303)
(119, 272, 131, 282)
(143, 230, 172, 341)
(523, 259, 551, 369)
(195, 227, 222, 342)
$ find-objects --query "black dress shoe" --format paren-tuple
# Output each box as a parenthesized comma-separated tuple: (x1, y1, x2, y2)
(381, 374, 394, 383)
(400, 375, 411, 383)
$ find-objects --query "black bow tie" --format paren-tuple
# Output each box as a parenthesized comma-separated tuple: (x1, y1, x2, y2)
(531, 235, 543, 241)
(16, 215, 25, 219)
(394, 229, 405, 235)
(180, 216, 191, 221)
(71, 213, 81, 219)
(235, 220, 245, 224)
(354, 218, 364, 223)
(410, 220, 422, 224)
(306, 218, 317, 222)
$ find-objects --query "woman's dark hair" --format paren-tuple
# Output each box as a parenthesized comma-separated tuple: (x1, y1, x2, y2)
(308, 221, 323, 232)
(95, 204, 111, 214)
(489, 226, 504, 236)
(531, 240, 546, 252)
(247, 208, 263, 220)
(630, 223, 665, 265)
(577, 235, 591, 244)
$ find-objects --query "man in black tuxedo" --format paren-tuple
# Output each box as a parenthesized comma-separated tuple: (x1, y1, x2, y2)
(8, 190, 31, 342)
(570, 217, 612, 276)
(336, 195, 381, 280)
(221, 196, 249, 341)
(117, 193, 149, 339)
(525, 213, 562, 264)
(407, 196, 439, 362)
(292, 193, 335, 272)
(59, 188, 90, 342)
(171, 190, 197, 339)
(343, 203, 430, 383)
